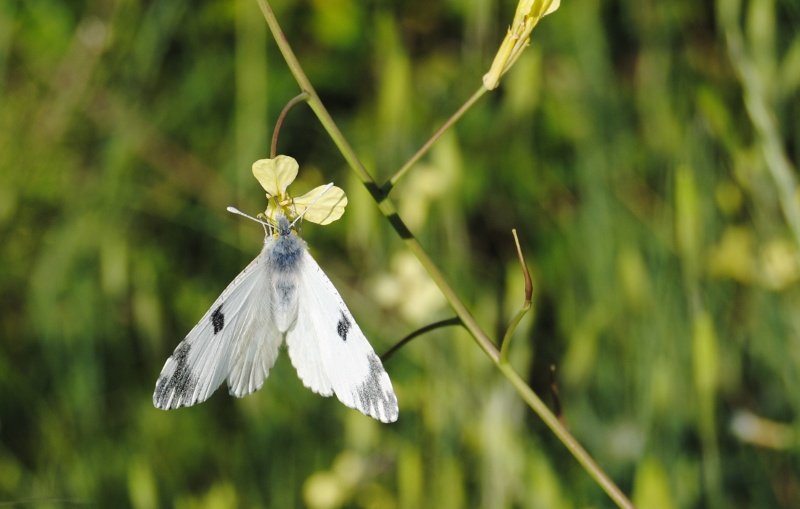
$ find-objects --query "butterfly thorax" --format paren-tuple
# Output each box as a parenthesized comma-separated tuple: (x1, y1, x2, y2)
(269, 215, 305, 272)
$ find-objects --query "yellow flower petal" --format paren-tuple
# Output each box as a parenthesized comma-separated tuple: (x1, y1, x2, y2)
(252, 155, 299, 197)
(293, 185, 348, 225)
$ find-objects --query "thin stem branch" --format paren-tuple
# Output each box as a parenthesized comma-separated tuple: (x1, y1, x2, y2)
(271, 92, 309, 158)
(500, 229, 533, 364)
(381, 317, 462, 362)
(383, 86, 487, 194)
(513, 229, 534, 301)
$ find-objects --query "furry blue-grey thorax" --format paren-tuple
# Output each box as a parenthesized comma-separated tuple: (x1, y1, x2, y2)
(269, 214, 305, 272)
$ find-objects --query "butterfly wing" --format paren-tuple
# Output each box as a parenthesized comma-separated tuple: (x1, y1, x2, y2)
(286, 251, 399, 423)
(153, 246, 282, 409)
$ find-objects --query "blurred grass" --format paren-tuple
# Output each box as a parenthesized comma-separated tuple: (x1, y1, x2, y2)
(1, 0, 800, 507)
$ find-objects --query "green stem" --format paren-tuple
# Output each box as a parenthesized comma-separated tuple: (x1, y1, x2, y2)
(256, 2, 634, 507)
(256, 0, 500, 361)
(500, 229, 533, 364)
(499, 306, 530, 364)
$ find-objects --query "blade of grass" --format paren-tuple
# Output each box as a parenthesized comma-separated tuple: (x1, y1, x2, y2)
(719, 0, 800, 263)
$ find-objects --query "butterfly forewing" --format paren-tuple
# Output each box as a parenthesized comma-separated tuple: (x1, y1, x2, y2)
(153, 248, 280, 409)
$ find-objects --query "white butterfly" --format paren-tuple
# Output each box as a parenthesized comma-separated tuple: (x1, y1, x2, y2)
(153, 201, 398, 423)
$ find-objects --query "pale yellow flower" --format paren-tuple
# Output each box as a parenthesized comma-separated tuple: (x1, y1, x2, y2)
(482, 0, 560, 90)
(252, 155, 347, 225)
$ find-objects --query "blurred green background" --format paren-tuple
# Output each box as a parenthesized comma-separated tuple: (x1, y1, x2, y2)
(2, 0, 800, 507)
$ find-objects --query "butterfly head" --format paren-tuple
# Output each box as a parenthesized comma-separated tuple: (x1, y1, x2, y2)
(227, 183, 336, 240)
(275, 214, 294, 238)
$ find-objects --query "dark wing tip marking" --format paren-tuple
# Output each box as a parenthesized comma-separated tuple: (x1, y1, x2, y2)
(211, 305, 225, 335)
(153, 341, 198, 409)
(336, 311, 351, 342)
(355, 354, 399, 423)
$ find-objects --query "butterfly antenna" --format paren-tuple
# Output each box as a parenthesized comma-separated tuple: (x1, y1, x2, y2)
(289, 182, 334, 228)
(227, 206, 272, 235)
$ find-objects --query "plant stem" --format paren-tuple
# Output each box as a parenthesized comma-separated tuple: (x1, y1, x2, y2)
(256, 2, 634, 507)
(500, 229, 534, 364)
(256, 0, 500, 362)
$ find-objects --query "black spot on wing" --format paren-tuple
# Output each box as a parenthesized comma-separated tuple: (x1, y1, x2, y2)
(355, 354, 398, 422)
(154, 341, 198, 409)
(211, 305, 224, 335)
(336, 312, 351, 342)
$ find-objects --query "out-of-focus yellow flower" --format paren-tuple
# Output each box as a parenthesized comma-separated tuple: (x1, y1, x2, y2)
(252, 155, 347, 225)
(482, 0, 560, 90)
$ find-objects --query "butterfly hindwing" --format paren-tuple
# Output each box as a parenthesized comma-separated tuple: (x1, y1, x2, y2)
(286, 251, 399, 423)
(153, 248, 281, 409)
(223, 250, 283, 397)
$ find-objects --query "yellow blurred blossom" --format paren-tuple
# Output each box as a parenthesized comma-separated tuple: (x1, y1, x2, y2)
(706, 226, 756, 284)
(369, 252, 446, 322)
(760, 238, 800, 290)
(252, 155, 347, 225)
(706, 227, 800, 290)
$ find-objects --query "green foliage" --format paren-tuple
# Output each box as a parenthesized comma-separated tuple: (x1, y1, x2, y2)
(2, 0, 800, 507)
